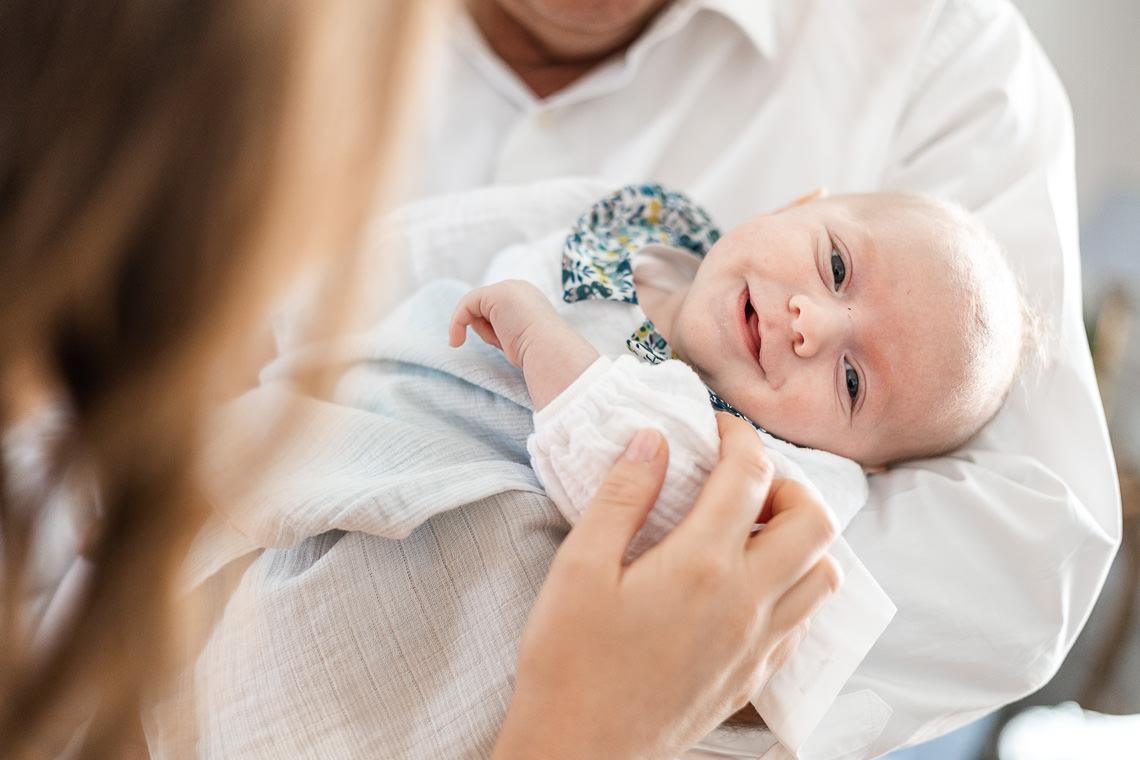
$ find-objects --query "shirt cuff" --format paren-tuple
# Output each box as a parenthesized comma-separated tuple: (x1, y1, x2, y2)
(532, 355, 614, 426)
(753, 536, 897, 756)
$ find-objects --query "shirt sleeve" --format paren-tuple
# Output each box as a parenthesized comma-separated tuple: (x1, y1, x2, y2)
(527, 354, 720, 560)
(821, 2, 1121, 758)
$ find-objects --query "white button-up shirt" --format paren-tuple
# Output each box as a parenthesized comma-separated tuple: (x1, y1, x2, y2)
(411, 0, 1119, 757)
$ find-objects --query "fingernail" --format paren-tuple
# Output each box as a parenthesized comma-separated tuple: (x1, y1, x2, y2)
(625, 429, 661, 462)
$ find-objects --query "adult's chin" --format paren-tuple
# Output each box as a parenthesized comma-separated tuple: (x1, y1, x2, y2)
(498, 0, 660, 59)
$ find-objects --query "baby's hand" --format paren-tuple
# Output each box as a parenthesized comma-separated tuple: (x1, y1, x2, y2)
(449, 280, 601, 410)
(449, 280, 566, 369)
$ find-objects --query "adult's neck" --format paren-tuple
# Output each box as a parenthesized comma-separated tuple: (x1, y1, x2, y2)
(466, 0, 667, 98)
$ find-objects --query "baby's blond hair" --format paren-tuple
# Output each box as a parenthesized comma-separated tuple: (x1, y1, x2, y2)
(864, 193, 1032, 463)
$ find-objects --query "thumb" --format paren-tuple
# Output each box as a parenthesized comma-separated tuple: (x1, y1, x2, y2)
(566, 428, 669, 564)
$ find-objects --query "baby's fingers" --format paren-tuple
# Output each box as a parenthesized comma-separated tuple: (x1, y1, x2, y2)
(448, 318, 470, 347)
(448, 293, 483, 347)
(449, 293, 505, 351)
(470, 318, 502, 350)
(448, 312, 469, 347)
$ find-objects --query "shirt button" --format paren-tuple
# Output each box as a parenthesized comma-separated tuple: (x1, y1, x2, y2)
(534, 110, 555, 129)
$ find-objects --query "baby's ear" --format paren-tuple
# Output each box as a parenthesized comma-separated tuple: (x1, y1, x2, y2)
(862, 462, 888, 475)
(773, 187, 828, 213)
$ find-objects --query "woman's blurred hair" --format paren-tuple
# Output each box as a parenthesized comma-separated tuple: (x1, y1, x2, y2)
(0, 1, 434, 755)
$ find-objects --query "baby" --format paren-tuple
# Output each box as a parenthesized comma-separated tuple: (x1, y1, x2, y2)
(450, 185, 1025, 472)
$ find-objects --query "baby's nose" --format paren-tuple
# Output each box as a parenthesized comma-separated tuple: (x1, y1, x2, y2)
(789, 294, 843, 358)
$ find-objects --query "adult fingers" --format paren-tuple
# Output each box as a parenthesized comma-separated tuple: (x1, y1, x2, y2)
(733, 618, 813, 712)
(766, 618, 811, 680)
(756, 475, 825, 526)
(747, 479, 838, 591)
(769, 554, 843, 639)
(563, 429, 669, 569)
(676, 414, 773, 548)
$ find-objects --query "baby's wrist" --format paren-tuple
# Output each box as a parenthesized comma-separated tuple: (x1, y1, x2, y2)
(519, 321, 599, 411)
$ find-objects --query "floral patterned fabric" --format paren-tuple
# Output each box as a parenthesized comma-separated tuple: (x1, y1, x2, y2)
(561, 183, 762, 429)
(561, 183, 720, 304)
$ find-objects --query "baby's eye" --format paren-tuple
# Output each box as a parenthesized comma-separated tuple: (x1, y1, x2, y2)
(844, 358, 859, 401)
(830, 249, 846, 290)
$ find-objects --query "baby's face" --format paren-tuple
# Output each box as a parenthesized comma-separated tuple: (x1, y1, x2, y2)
(668, 194, 981, 466)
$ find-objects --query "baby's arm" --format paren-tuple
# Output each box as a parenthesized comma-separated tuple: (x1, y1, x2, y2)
(449, 280, 723, 559)
(528, 355, 723, 559)
(448, 279, 599, 410)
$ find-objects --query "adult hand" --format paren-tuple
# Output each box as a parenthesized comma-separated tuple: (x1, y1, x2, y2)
(494, 414, 843, 760)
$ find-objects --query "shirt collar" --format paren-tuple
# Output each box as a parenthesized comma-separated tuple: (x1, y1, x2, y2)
(453, 0, 779, 110)
(617, 0, 779, 74)
(693, 0, 780, 59)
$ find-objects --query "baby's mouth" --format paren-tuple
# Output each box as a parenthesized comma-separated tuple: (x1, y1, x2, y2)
(740, 287, 764, 374)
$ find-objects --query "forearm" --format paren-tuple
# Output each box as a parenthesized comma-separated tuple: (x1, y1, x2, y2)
(518, 328, 599, 411)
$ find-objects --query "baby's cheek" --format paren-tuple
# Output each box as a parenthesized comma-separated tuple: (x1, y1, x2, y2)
(757, 392, 837, 450)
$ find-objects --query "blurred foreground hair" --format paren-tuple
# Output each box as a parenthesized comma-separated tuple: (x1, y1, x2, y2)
(0, 1, 435, 755)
